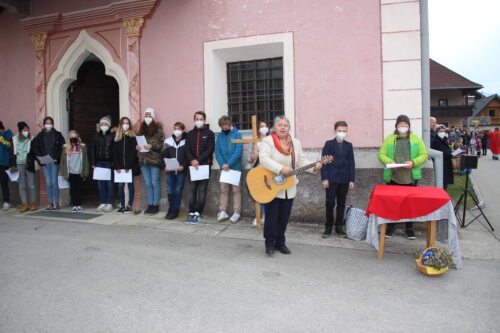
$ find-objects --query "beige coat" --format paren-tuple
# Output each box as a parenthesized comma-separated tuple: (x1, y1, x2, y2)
(259, 135, 315, 199)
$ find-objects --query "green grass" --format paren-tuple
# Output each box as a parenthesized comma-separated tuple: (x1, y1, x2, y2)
(447, 174, 477, 210)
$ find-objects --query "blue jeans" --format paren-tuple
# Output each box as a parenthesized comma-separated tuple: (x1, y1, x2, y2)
(167, 172, 186, 210)
(43, 162, 60, 205)
(118, 182, 135, 208)
(141, 165, 161, 205)
(96, 162, 114, 204)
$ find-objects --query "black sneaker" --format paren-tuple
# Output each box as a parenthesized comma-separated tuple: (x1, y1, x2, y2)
(185, 213, 194, 224)
(45, 205, 54, 211)
(124, 206, 132, 214)
(144, 205, 153, 215)
(405, 229, 416, 240)
(53, 204, 60, 210)
(117, 207, 125, 214)
(322, 228, 332, 238)
(385, 227, 395, 238)
(151, 205, 159, 214)
(335, 226, 346, 236)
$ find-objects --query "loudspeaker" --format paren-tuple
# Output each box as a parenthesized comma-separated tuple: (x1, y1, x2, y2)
(460, 155, 478, 169)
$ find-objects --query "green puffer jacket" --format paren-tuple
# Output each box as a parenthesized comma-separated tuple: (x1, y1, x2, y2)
(378, 132, 428, 183)
(138, 127, 165, 167)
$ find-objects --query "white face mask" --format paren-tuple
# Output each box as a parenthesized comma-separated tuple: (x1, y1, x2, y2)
(144, 117, 153, 125)
(195, 120, 205, 129)
(437, 132, 446, 139)
(336, 132, 347, 140)
(397, 127, 409, 135)
(259, 127, 269, 136)
(122, 124, 130, 131)
(22, 131, 30, 138)
(44, 124, 53, 131)
(173, 130, 183, 138)
(100, 126, 109, 133)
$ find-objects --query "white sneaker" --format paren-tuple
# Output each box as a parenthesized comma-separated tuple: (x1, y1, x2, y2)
(71, 206, 78, 213)
(217, 211, 229, 222)
(77, 206, 83, 213)
(2, 202, 10, 211)
(252, 217, 265, 226)
(104, 204, 113, 212)
(229, 212, 240, 224)
(96, 204, 106, 212)
(252, 218, 257, 226)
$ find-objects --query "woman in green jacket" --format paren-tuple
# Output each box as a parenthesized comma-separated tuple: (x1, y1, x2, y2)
(378, 115, 428, 239)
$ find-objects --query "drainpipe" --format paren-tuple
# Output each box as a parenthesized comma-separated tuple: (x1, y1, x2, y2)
(420, 0, 443, 188)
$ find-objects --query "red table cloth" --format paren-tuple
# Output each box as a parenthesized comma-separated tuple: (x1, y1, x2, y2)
(365, 185, 451, 221)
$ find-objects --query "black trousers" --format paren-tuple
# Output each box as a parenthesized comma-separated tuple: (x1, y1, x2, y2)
(264, 198, 294, 247)
(68, 173, 83, 206)
(482, 145, 487, 155)
(387, 181, 415, 231)
(325, 182, 349, 229)
(188, 179, 209, 214)
(0, 166, 10, 203)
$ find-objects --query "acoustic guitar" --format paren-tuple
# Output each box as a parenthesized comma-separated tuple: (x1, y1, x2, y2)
(246, 155, 334, 203)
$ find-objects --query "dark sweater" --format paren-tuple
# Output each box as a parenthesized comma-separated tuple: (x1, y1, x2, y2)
(320, 139, 355, 184)
(185, 126, 215, 166)
(113, 134, 140, 175)
(32, 129, 65, 164)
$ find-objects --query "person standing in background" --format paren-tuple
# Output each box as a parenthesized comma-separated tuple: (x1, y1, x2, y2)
(13, 122, 37, 212)
(481, 130, 489, 156)
(431, 125, 454, 190)
(0, 121, 14, 211)
(32, 116, 65, 211)
(489, 127, 500, 160)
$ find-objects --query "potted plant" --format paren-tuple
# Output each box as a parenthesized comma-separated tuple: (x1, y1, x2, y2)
(415, 247, 456, 276)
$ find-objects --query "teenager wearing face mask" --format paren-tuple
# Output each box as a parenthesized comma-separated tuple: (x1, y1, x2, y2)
(0, 121, 14, 211)
(184, 111, 215, 224)
(32, 116, 65, 211)
(137, 108, 165, 215)
(90, 115, 115, 212)
(215, 116, 243, 224)
(162, 122, 188, 219)
(59, 130, 89, 213)
(431, 124, 454, 190)
(248, 120, 270, 226)
(378, 114, 428, 240)
(13, 122, 37, 212)
(113, 117, 140, 214)
(321, 121, 355, 237)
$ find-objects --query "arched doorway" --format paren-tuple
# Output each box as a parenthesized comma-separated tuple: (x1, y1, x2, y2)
(67, 54, 119, 203)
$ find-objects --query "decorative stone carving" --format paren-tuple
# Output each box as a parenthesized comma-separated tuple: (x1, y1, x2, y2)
(123, 17, 144, 37)
(31, 32, 48, 51)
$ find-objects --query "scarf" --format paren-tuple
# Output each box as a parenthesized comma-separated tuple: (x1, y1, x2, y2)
(271, 132, 295, 168)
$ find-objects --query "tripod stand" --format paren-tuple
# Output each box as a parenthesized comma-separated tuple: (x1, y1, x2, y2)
(454, 171, 494, 231)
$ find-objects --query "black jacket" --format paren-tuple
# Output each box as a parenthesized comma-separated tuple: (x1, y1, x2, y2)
(162, 133, 188, 174)
(321, 139, 355, 184)
(431, 135, 454, 188)
(113, 134, 140, 176)
(185, 126, 215, 166)
(32, 129, 65, 165)
(90, 130, 115, 166)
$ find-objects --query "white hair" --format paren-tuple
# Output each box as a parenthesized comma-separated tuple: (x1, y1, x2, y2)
(271, 115, 290, 132)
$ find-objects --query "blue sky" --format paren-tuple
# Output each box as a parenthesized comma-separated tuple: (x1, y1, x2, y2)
(429, 0, 500, 95)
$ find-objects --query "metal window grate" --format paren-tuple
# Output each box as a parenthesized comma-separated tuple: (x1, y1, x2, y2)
(227, 57, 284, 130)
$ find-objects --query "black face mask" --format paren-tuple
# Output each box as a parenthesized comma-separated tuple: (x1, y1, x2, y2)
(222, 129, 231, 135)
(70, 138, 79, 144)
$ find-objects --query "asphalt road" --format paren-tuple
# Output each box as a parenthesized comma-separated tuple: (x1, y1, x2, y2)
(1, 216, 499, 333)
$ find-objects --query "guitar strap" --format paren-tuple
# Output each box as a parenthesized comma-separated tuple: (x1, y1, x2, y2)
(290, 140, 296, 169)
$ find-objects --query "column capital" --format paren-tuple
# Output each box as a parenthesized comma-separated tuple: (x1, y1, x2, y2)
(31, 32, 48, 51)
(123, 17, 144, 38)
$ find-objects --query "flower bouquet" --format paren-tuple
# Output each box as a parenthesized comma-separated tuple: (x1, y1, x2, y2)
(415, 247, 456, 276)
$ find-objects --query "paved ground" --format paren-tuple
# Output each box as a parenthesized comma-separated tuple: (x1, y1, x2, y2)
(0, 217, 499, 333)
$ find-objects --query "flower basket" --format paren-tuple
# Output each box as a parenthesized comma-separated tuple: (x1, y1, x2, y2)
(415, 247, 455, 276)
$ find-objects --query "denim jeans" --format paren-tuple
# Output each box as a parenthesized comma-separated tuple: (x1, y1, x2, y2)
(118, 182, 135, 208)
(43, 162, 60, 205)
(141, 165, 161, 205)
(96, 162, 114, 204)
(188, 177, 209, 214)
(167, 172, 186, 210)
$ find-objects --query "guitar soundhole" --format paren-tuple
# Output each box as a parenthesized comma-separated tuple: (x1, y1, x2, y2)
(273, 174, 286, 185)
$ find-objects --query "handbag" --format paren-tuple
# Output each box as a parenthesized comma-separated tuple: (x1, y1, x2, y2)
(345, 205, 369, 241)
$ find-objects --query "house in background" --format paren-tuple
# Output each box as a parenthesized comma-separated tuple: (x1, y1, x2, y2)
(430, 59, 483, 128)
(470, 94, 500, 130)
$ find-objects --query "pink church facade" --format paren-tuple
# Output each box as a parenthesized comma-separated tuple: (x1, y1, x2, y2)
(0, 0, 425, 218)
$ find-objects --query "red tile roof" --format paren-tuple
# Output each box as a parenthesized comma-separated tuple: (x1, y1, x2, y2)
(430, 59, 483, 90)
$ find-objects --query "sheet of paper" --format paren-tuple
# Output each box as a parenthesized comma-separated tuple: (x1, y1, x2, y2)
(114, 170, 133, 183)
(93, 167, 112, 180)
(58, 176, 70, 189)
(5, 169, 19, 182)
(451, 149, 464, 157)
(385, 163, 409, 169)
(164, 158, 180, 170)
(189, 165, 209, 181)
(219, 169, 241, 186)
(136, 135, 150, 152)
(37, 155, 55, 164)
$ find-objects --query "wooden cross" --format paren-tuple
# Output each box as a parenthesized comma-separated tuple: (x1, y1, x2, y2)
(232, 115, 263, 230)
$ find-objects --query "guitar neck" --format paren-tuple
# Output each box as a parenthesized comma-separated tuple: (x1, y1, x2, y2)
(290, 162, 317, 176)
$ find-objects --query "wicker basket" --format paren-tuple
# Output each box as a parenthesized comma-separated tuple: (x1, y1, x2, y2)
(416, 247, 449, 276)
